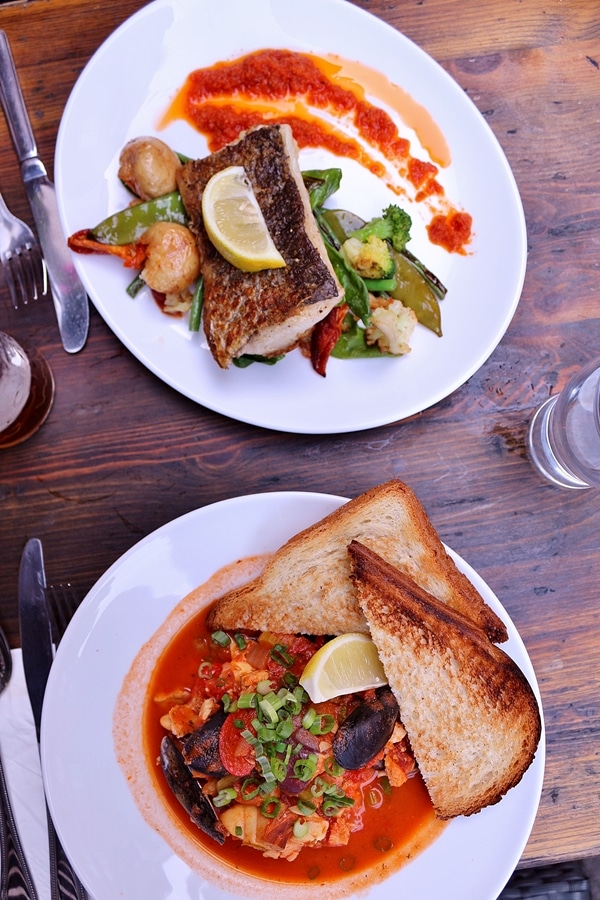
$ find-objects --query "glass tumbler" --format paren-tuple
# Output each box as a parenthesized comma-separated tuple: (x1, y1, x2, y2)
(0, 332, 54, 448)
(527, 357, 600, 489)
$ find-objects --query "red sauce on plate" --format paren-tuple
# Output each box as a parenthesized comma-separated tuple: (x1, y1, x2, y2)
(143, 603, 441, 885)
(161, 48, 472, 253)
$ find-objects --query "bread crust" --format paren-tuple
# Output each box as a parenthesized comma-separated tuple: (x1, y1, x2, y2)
(207, 480, 508, 643)
(348, 540, 542, 818)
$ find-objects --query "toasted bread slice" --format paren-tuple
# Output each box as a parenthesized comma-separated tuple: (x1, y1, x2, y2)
(207, 480, 508, 643)
(348, 540, 542, 817)
(177, 124, 343, 368)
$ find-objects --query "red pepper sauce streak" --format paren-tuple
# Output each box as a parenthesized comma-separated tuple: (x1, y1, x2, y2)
(144, 605, 440, 885)
(162, 48, 472, 253)
(428, 210, 474, 255)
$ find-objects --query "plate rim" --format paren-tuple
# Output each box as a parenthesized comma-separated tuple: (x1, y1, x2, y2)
(55, 0, 527, 434)
(40, 488, 545, 900)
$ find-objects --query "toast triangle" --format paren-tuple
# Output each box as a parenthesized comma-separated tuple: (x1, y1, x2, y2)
(348, 540, 542, 818)
(207, 480, 508, 643)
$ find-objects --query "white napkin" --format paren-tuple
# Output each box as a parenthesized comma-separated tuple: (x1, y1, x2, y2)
(0, 649, 51, 900)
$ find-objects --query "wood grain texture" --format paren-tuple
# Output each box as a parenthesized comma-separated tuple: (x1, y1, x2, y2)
(1, 0, 599, 870)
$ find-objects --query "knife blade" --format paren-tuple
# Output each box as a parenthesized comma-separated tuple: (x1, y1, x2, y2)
(0, 31, 89, 354)
(18, 538, 88, 900)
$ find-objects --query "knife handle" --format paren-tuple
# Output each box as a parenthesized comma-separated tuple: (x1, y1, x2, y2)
(46, 806, 88, 900)
(0, 31, 38, 165)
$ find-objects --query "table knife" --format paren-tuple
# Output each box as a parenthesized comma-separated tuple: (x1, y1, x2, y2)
(0, 32, 89, 354)
(18, 538, 89, 900)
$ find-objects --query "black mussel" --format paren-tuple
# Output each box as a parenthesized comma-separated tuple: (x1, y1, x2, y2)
(160, 735, 226, 844)
(183, 708, 228, 778)
(333, 686, 399, 770)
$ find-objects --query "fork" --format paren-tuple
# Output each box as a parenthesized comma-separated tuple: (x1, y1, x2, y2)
(43, 583, 88, 900)
(0, 189, 47, 308)
(45, 583, 83, 649)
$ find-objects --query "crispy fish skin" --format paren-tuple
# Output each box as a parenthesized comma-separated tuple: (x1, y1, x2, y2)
(177, 124, 343, 368)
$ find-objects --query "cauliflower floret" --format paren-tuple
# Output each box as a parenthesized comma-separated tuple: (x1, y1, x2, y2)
(342, 234, 394, 279)
(365, 300, 417, 355)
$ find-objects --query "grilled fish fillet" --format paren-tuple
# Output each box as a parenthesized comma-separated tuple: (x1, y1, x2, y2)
(177, 124, 344, 368)
(348, 540, 542, 818)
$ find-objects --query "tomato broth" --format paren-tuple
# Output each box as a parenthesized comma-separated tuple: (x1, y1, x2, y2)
(144, 604, 441, 885)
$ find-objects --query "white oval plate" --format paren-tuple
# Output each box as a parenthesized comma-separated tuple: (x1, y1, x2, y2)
(56, 0, 526, 434)
(41, 491, 544, 900)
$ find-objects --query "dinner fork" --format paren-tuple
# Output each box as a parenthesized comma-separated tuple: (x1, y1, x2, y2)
(45, 583, 83, 649)
(43, 583, 88, 900)
(0, 189, 46, 308)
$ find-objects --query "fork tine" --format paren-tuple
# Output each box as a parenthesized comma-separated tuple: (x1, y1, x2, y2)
(1, 256, 19, 308)
(10, 252, 29, 307)
(46, 582, 83, 645)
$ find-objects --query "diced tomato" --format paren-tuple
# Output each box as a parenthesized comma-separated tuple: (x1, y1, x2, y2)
(219, 710, 256, 777)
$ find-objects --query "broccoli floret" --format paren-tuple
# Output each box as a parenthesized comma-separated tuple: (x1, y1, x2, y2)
(342, 234, 394, 279)
(365, 300, 417, 355)
(349, 204, 412, 252)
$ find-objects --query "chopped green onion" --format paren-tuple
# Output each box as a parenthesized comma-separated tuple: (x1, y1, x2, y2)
(256, 679, 273, 695)
(275, 717, 294, 740)
(197, 661, 212, 678)
(310, 778, 326, 798)
(235, 825, 243, 837)
(302, 708, 317, 730)
(309, 714, 335, 735)
(234, 633, 247, 650)
(259, 698, 280, 725)
(238, 692, 258, 710)
(324, 758, 345, 777)
(211, 630, 231, 648)
(296, 798, 316, 816)
(213, 787, 237, 807)
(293, 820, 309, 839)
(260, 797, 281, 818)
(293, 755, 318, 782)
(283, 671, 299, 688)
(222, 693, 233, 712)
(240, 778, 261, 801)
(270, 643, 295, 668)
(270, 757, 287, 782)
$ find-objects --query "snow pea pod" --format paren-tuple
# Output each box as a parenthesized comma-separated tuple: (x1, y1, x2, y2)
(322, 208, 443, 336)
(389, 249, 442, 337)
(91, 191, 188, 245)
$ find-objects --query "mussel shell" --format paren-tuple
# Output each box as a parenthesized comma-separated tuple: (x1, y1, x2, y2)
(333, 686, 399, 770)
(160, 735, 226, 844)
(183, 708, 228, 777)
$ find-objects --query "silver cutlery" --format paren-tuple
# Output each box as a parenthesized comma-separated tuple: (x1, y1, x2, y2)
(0, 623, 39, 900)
(0, 188, 46, 309)
(0, 31, 89, 353)
(18, 539, 88, 900)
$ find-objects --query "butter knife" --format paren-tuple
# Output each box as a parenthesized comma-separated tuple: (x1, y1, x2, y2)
(0, 32, 89, 354)
(18, 539, 88, 900)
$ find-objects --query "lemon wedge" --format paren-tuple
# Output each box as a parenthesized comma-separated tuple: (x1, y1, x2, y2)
(299, 633, 388, 703)
(201, 165, 286, 272)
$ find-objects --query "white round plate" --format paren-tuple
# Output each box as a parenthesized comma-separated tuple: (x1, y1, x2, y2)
(56, 0, 526, 434)
(41, 491, 544, 900)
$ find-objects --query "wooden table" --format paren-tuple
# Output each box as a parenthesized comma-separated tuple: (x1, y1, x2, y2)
(1, 0, 598, 874)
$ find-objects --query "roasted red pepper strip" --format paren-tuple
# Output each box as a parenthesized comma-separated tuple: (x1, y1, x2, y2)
(310, 304, 348, 377)
(67, 229, 148, 269)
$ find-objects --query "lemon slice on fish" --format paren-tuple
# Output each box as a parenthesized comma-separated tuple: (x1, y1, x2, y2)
(201, 166, 286, 272)
(299, 633, 388, 703)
